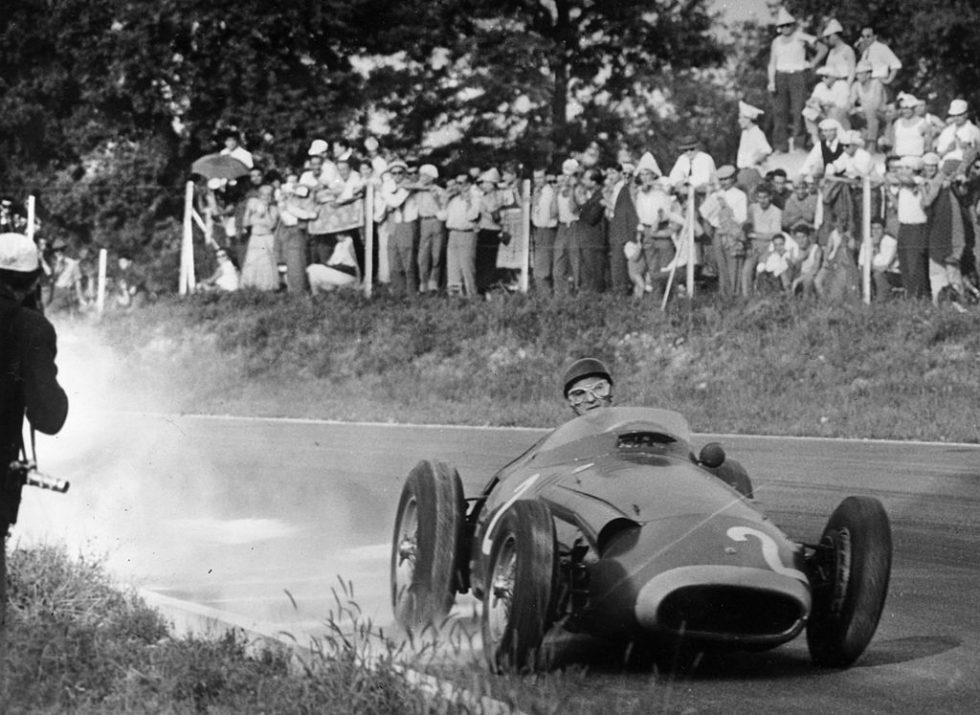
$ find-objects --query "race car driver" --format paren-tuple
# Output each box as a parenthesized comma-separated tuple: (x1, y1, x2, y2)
(562, 357, 613, 416)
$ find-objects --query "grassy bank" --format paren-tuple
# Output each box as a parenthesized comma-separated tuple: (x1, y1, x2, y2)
(1, 544, 436, 714)
(98, 290, 980, 442)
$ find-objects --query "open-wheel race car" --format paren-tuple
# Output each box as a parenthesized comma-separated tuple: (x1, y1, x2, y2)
(390, 407, 892, 672)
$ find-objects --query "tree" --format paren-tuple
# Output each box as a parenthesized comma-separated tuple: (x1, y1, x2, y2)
(349, 0, 726, 166)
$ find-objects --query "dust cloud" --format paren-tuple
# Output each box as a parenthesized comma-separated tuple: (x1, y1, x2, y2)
(11, 316, 397, 630)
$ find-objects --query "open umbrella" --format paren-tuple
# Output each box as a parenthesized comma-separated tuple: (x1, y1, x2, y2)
(190, 153, 250, 180)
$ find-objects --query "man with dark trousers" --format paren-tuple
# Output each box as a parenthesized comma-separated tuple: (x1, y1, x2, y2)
(1, 232, 69, 630)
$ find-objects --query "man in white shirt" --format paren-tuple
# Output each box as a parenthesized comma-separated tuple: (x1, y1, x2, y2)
(935, 100, 980, 161)
(383, 160, 420, 296)
(856, 27, 902, 86)
(444, 174, 481, 297)
(805, 66, 851, 146)
(667, 135, 716, 192)
(530, 168, 558, 292)
(702, 164, 748, 296)
(633, 155, 675, 299)
(826, 131, 878, 181)
(737, 101, 772, 195)
(219, 130, 254, 169)
(767, 8, 819, 153)
(858, 217, 901, 300)
(889, 155, 929, 298)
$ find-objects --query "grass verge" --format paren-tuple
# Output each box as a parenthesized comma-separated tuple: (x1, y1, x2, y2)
(97, 290, 980, 442)
(0, 543, 441, 714)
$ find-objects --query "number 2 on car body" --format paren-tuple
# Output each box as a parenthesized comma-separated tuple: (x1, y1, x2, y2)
(727, 526, 808, 582)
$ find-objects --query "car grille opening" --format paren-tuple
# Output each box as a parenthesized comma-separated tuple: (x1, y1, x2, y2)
(658, 585, 803, 638)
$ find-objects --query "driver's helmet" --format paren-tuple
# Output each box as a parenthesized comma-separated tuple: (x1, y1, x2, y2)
(562, 357, 613, 397)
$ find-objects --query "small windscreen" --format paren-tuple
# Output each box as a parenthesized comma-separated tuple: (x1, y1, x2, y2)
(617, 431, 676, 449)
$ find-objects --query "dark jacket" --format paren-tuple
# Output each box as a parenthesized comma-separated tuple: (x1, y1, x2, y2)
(1, 289, 68, 525)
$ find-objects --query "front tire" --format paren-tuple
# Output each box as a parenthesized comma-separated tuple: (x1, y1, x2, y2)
(482, 500, 557, 672)
(806, 496, 892, 667)
(390, 460, 465, 634)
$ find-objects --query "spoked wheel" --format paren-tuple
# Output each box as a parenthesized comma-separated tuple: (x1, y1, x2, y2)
(482, 500, 557, 673)
(390, 460, 465, 634)
(807, 496, 892, 667)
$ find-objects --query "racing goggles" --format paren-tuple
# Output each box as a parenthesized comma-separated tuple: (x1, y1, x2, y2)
(567, 379, 611, 406)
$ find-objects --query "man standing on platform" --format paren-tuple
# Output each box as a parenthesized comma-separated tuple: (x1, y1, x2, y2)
(767, 8, 819, 153)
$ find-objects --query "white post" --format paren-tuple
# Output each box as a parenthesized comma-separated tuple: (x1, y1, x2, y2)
(686, 184, 696, 299)
(181, 181, 193, 294)
(96, 248, 107, 314)
(26, 195, 36, 241)
(520, 178, 531, 293)
(862, 176, 872, 304)
(364, 183, 374, 298)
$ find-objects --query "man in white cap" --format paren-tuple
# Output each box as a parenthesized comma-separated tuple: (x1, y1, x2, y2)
(799, 118, 844, 179)
(767, 8, 819, 153)
(826, 131, 878, 181)
(413, 164, 446, 294)
(936, 100, 980, 160)
(0, 232, 69, 537)
(383, 159, 421, 296)
(475, 167, 507, 294)
(889, 93, 932, 158)
(736, 101, 772, 193)
(814, 19, 856, 85)
(849, 60, 887, 145)
(631, 153, 674, 299)
(804, 66, 851, 146)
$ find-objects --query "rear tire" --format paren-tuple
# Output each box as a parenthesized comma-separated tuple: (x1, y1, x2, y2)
(390, 460, 465, 634)
(807, 496, 892, 667)
(482, 500, 557, 672)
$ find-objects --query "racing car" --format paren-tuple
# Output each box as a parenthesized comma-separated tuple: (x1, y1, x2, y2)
(391, 407, 892, 672)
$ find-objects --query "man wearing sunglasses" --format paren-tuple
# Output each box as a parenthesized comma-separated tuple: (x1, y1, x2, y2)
(562, 357, 614, 416)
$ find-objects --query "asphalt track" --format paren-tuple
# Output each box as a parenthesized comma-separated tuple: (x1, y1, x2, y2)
(15, 413, 980, 714)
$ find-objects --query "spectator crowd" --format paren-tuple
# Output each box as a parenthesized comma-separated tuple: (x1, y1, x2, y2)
(13, 9, 980, 312)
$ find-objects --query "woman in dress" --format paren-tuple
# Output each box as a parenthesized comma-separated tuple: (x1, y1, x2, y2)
(240, 183, 280, 290)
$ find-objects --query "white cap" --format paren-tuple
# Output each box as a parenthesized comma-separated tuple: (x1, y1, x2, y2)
(561, 158, 581, 176)
(840, 130, 864, 147)
(419, 164, 439, 179)
(822, 18, 844, 37)
(479, 167, 502, 184)
(636, 151, 661, 176)
(898, 92, 919, 109)
(0, 232, 40, 273)
(738, 100, 764, 120)
(922, 152, 941, 166)
(949, 99, 969, 117)
(308, 139, 329, 156)
(775, 8, 796, 26)
(818, 118, 842, 132)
